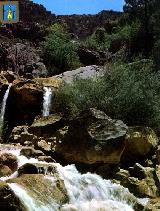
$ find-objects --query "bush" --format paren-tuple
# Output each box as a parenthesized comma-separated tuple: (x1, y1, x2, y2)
(54, 59, 160, 127)
(43, 23, 81, 73)
(84, 21, 141, 55)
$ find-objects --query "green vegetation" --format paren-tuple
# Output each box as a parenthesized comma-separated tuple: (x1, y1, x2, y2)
(54, 60, 160, 128)
(46, 0, 160, 128)
(84, 21, 141, 54)
(43, 23, 81, 73)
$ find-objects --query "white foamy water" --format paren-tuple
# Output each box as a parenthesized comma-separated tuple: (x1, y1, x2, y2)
(8, 183, 60, 211)
(57, 164, 135, 211)
(0, 145, 147, 211)
(42, 87, 52, 117)
(0, 84, 12, 122)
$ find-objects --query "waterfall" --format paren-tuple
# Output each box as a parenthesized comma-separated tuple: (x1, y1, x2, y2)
(42, 87, 52, 117)
(0, 145, 147, 211)
(0, 84, 12, 122)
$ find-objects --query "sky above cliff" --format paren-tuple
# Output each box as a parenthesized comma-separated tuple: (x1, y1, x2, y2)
(33, 0, 125, 15)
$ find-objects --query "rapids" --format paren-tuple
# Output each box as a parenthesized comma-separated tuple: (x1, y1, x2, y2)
(0, 145, 145, 211)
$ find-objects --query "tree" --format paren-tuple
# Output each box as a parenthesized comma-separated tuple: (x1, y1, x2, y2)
(124, 0, 154, 57)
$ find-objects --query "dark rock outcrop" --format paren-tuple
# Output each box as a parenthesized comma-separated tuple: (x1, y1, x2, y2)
(0, 181, 26, 211)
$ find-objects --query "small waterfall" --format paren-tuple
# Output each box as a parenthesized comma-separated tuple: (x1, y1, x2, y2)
(42, 87, 52, 117)
(0, 84, 12, 122)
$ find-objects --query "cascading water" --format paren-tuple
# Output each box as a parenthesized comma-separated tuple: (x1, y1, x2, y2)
(0, 145, 147, 211)
(0, 84, 12, 122)
(0, 84, 12, 135)
(42, 87, 52, 117)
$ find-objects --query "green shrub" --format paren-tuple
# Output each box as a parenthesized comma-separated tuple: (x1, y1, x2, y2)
(84, 21, 141, 54)
(54, 59, 160, 127)
(43, 23, 81, 73)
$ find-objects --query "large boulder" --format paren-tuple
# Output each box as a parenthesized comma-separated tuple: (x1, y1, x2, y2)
(53, 108, 128, 164)
(56, 65, 104, 84)
(122, 127, 159, 164)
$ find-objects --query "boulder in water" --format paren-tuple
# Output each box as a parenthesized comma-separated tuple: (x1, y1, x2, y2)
(18, 163, 57, 176)
(0, 152, 18, 172)
(20, 147, 44, 159)
(0, 164, 12, 177)
(7, 173, 69, 206)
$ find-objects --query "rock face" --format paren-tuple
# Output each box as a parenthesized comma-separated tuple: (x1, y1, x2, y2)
(122, 127, 159, 164)
(54, 108, 128, 164)
(0, 42, 47, 78)
(57, 10, 121, 38)
(56, 65, 104, 84)
(5, 79, 43, 138)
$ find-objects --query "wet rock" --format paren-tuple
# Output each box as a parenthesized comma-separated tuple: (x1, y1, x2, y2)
(37, 140, 51, 152)
(38, 156, 55, 163)
(20, 147, 44, 159)
(122, 127, 159, 164)
(0, 152, 18, 172)
(0, 164, 12, 177)
(18, 163, 57, 176)
(115, 169, 130, 182)
(54, 108, 128, 164)
(7, 173, 68, 206)
(0, 180, 26, 211)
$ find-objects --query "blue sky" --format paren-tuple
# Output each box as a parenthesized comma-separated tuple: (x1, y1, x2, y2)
(33, 0, 125, 15)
